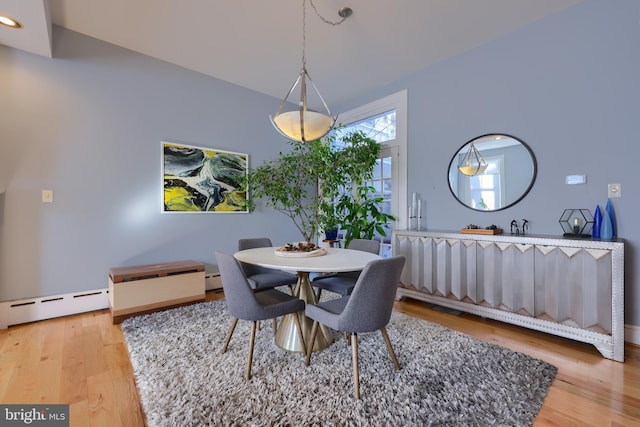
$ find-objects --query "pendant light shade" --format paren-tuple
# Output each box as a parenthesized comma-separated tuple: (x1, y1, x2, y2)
(458, 142, 488, 176)
(270, 0, 349, 143)
(271, 110, 336, 142)
(270, 66, 336, 142)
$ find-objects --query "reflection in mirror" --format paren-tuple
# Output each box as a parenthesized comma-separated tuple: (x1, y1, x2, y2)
(448, 134, 537, 212)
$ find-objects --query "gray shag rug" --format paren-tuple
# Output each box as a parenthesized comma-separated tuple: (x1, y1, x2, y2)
(121, 299, 557, 427)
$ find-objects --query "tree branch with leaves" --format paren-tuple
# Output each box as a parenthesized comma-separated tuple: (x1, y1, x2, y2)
(246, 131, 382, 243)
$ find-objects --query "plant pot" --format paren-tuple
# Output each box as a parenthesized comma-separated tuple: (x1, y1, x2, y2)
(324, 229, 339, 241)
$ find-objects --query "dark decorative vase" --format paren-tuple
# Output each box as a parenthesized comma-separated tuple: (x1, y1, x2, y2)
(324, 229, 338, 241)
(593, 205, 602, 239)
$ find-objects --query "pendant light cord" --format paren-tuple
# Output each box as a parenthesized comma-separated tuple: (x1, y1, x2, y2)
(302, 0, 307, 68)
(304, 0, 351, 67)
(309, 0, 350, 25)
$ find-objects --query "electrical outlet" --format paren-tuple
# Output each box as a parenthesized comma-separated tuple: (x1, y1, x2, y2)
(42, 190, 53, 203)
(608, 183, 621, 198)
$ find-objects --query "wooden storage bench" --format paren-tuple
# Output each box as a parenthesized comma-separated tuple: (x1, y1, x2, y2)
(108, 260, 205, 324)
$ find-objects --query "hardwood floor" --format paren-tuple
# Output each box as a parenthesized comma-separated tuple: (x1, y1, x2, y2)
(1, 290, 638, 426)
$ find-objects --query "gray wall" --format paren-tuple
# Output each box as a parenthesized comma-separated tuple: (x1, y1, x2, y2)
(1, 0, 638, 328)
(0, 27, 301, 301)
(338, 0, 639, 325)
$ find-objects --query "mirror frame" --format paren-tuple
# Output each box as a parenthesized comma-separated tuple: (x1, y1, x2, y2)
(447, 133, 537, 212)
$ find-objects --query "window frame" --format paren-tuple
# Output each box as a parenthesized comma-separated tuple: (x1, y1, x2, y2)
(336, 90, 408, 229)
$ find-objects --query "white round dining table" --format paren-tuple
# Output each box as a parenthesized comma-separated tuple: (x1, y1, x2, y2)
(234, 247, 381, 353)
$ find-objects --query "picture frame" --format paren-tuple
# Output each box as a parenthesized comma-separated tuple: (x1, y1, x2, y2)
(162, 141, 249, 213)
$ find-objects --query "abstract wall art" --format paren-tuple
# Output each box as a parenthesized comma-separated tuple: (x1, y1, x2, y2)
(162, 141, 248, 213)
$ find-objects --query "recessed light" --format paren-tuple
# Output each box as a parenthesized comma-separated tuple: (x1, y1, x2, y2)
(0, 15, 22, 29)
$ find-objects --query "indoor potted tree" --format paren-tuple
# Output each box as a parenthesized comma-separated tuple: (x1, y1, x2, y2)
(246, 130, 382, 244)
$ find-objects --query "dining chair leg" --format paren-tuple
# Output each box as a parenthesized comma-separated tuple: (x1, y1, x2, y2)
(305, 320, 319, 366)
(272, 318, 278, 335)
(351, 333, 360, 399)
(246, 321, 258, 380)
(380, 326, 401, 370)
(222, 317, 238, 353)
(292, 312, 307, 356)
(315, 288, 322, 301)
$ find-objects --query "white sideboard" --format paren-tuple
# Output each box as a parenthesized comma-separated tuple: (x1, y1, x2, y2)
(393, 230, 625, 362)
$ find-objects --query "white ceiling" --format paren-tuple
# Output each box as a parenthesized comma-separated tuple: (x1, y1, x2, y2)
(1, 0, 584, 107)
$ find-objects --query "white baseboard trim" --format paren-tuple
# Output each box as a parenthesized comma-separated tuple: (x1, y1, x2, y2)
(0, 288, 110, 329)
(625, 324, 640, 346)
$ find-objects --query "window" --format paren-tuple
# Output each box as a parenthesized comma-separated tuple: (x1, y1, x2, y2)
(334, 90, 407, 256)
(467, 155, 504, 211)
(333, 110, 397, 144)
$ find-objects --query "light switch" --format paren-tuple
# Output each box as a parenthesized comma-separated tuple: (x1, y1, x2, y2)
(42, 190, 53, 203)
(608, 183, 621, 198)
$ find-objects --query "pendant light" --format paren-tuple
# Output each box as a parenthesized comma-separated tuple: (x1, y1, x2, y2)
(458, 142, 488, 176)
(270, 0, 352, 143)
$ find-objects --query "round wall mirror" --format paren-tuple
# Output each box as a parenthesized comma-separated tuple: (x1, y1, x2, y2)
(448, 134, 537, 212)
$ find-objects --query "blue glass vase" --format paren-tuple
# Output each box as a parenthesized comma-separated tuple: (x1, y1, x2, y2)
(605, 199, 616, 238)
(600, 208, 613, 240)
(593, 205, 602, 239)
(324, 229, 338, 241)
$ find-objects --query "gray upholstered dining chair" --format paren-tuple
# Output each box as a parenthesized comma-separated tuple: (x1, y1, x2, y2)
(238, 238, 297, 292)
(312, 238, 380, 300)
(215, 251, 306, 380)
(305, 255, 405, 399)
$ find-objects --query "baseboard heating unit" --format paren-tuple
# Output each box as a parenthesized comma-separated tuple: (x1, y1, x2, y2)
(0, 288, 110, 329)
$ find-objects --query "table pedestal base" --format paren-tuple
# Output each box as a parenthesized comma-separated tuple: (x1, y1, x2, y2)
(275, 272, 332, 353)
